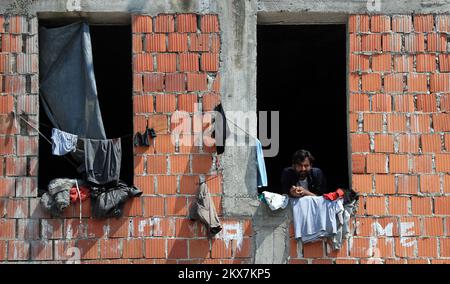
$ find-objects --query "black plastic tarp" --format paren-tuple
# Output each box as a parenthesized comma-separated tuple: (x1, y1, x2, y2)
(39, 22, 106, 139)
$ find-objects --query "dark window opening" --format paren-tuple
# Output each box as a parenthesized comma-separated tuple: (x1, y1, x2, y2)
(257, 25, 349, 195)
(38, 23, 133, 192)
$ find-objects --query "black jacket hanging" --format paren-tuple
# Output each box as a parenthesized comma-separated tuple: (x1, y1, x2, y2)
(212, 103, 230, 155)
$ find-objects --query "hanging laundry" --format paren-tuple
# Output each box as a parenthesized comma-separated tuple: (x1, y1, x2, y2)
(256, 139, 268, 187)
(81, 138, 122, 185)
(291, 196, 344, 244)
(89, 181, 142, 218)
(189, 182, 222, 236)
(40, 178, 86, 216)
(51, 128, 78, 156)
(323, 188, 345, 201)
(212, 103, 230, 155)
(261, 191, 289, 210)
(134, 125, 156, 147)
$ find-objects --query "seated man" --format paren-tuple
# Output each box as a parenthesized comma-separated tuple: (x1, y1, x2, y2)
(281, 149, 327, 198)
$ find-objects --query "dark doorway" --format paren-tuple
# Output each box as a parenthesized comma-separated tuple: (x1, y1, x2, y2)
(38, 23, 133, 191)
(257, 25, 348, 194)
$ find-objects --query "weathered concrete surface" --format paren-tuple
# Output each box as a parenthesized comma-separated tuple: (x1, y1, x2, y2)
(258, 0, 450, 24)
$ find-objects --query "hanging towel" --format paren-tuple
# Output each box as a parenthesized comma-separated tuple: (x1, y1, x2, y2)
(51, 128, 78, 156)
(189, 182, 222, 236)
(82, 138, 122, 185)
(256, 139, 268, 187)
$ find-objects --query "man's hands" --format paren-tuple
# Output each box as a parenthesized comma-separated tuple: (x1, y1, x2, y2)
(290, 186, 315, 198)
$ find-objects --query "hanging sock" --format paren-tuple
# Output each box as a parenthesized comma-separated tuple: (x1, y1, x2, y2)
(51, 128, 78, 156)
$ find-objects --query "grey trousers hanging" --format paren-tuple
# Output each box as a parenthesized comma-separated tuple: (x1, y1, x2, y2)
(189, 183, 222, 236)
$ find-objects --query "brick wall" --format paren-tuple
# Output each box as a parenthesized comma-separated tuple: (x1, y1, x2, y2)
(0, 14, 253, 264)
(289, 14, 450, 264)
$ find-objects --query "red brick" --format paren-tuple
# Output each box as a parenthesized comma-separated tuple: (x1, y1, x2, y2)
(392, 15, 413, 32)
(2, 198, 28, 218)
(202, 94, 220, 112)
(349, 113, 359, 132)
(201, 15, 219, 32)
(77, 239, 99, 260)
(349, 54, 369, 72)
(0, 114, 17, 135)
(414, 15, 435, 32)
(416, 94, 437, 113)
(0, 178, 15, 197)
(394, 94, 414, 112)
(145, 34, 166, 52)
(168, 33, 188, 52)
(351, 133, 370, 152)
(179, 175, 199, 195)
(361, 73, 381, 92)
(100, 239, 121, 259)
(143, 73, 164, 92)
(370, 15, 391, 32)
(155, 94, 176, 113)
(352, 174, 372, 194)
(0, 219, 15, 239)
(375, 175, 395, 194)
(444, 175, 450, 193)
(423, 217, 444, 236)
(8, 241, 30, 261)
(384, 74, 404, 93)
(420, 175, 441, 193)
(374, 134, 394, 153)
(190, 34, 210, 52)
(367, 154, 387, 174)
(349, 34, 361, 53)
(167, 239, 188, 259)
(164, 73, 186, 92)
(439, 54, 450, 72)
(412, 155, 432, 173)
(123, 198, 143, 217)
(86, 219, 108, 238)
(372, 54, 392, 72)
(233, 238, 251, 258)
(361, 34, 381, 52)
(436, 154, 450, 172)
(132, 34, 142, 53)
(178, 53, 199, 72)
(382, 33, 401, 52)
(387, 114, 407, 132)
(349, 94, 369, 111)
(405, 33, 425, 52)
(192, 154, 213, 174)
(134, 155, 145, 175)
(398, 175, 418, 194)
(133, 95, 154, 113)
(178, 94, 198, 113)
(123, 239, 144, 259)
(0, 95, 13, 114)
(108, 218, 131, 238)
(430, 73, 450, 92)
(31, 240, 53, 261)
(1, 34, 22, 53)
(389, 155, 409, 174)
(416, 54, 437, 72)
(170, 155, 190, 174)
(417, 238, 438, 257)
(155, 14, 174, 33)
(385, 258, 407, 264)
(133, 74, 143, 92)
(372, 94, 392, 112)
(177, 14, 197, 32)
(5, 75, 26, 94)
(366, 196, 386, 215)
(440, 239, 450, 257)
(17, 136, 38, 156)
(427, 33, 447, 52)
(175, 218, 197, 238)
(143, 197, 165, 216)
(154, 134, 176, 153)
(145, 238, 166, 258)
(410, 114, 431, 133)
(187, 73, 207, 91)
(436, 15, 450, 32)
(157, 175, 177, 194)
(134, 53, 153, 72)
(302, 241, 324, 258)
(201, 53, 219, 72)
(211, 34, 220, 53)
(394, 55, 414, 72)
(133, 15, 152, 33)
(166, 196, 187, 216)
(17, 219, 39, 240)
(148, 114, 169, 134)
(421, 133, 441, 153)
(210, 239, 231, 258)
(433, 114, 450, 132)
(349, 73, 359, 92)
(363, 113, 383, 132)
(352, 154, 366, 174)
(157, 54, 177, 73)
(350, 238, 371, 257)
(389, 196, 409, 215)
(411, 196, 432, 215)
(146, 155, 167, 174)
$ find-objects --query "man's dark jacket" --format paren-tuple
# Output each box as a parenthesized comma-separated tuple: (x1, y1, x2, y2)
(281, 167, 328, 197)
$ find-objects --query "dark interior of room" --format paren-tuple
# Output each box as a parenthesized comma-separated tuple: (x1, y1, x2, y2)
(257, 25, 349, 195)
(38, 23, 133, 192)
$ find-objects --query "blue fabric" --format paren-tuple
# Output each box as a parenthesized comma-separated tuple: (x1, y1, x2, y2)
(256, 139, 268, 187)
(51, 128, 78, 156)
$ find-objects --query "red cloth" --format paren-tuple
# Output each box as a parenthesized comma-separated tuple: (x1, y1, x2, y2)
(70, 186, 90, 203)
(323, 188, 344, 201)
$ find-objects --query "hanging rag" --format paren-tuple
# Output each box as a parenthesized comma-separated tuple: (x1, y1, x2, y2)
(51, 128, 78, 156)
(70, 185, 90, 203)
(81, 138, 122, 185)
(256, 139, 268, 187)
(40, 178, 86, 217)
(134, 125, 156, 147)
(189, 182, 222, 236)
(261, 191, 289, 210)
(89, 181, 142, 218)
(323, 188, 345, 201)
(212, 103, 230, 155)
